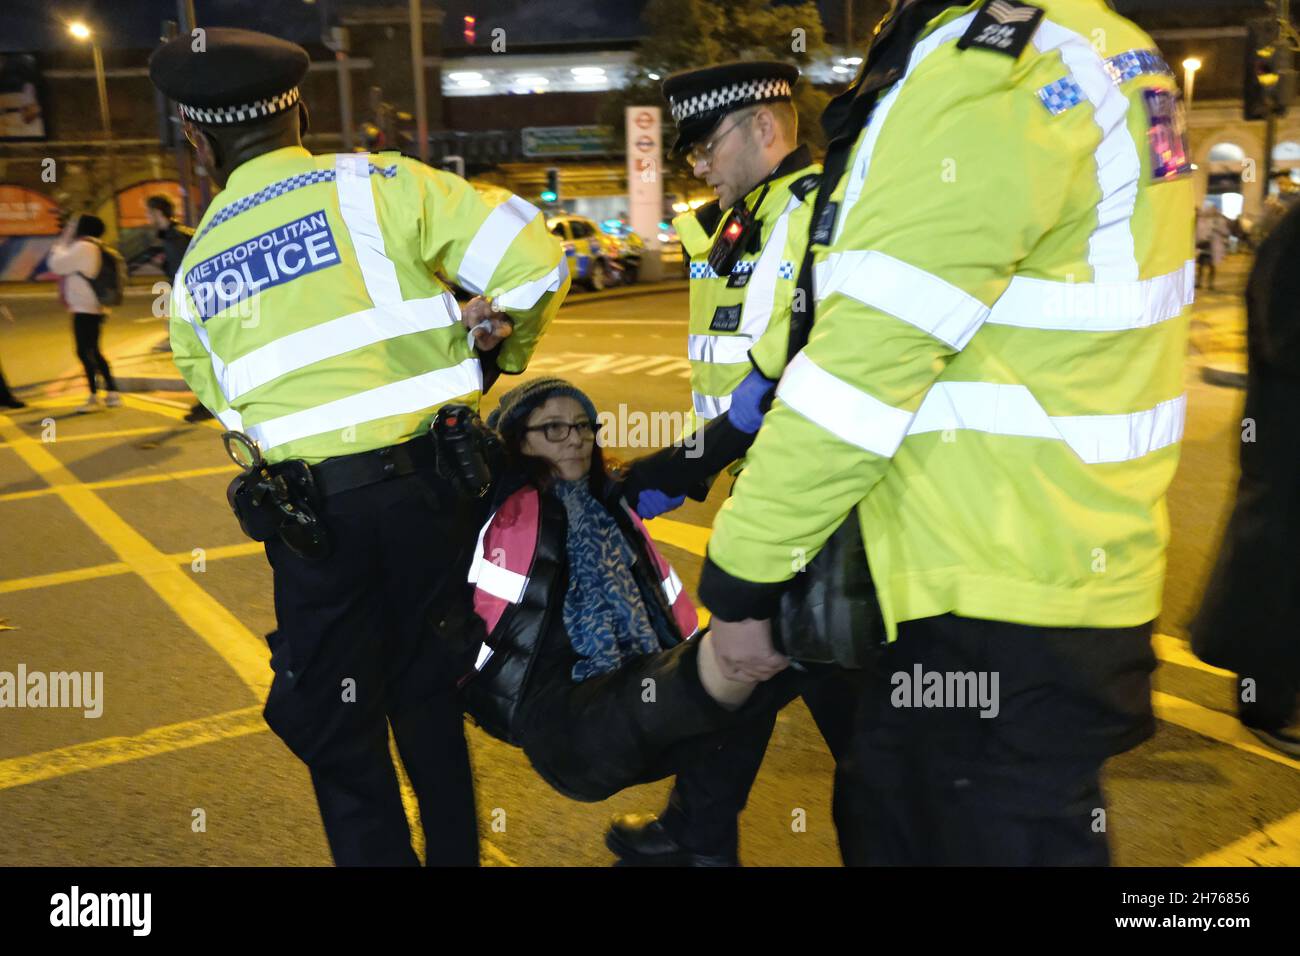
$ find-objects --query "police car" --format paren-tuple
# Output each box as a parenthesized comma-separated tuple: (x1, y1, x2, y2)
(547, 214, 623, 291)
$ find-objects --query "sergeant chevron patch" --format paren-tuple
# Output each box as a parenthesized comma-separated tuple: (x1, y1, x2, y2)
(957, 0, 1045, 58)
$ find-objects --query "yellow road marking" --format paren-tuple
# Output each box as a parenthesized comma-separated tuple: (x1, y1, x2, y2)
(646, 515, 711, 556)
(1189, 807, 1300, 866)
(120, 393, 219, 427)
(19, 397, 85, 409)
(1152, 632, 1235, 678)
(0, 465, 235, 503)
(483, 842, 519, 867)
(1153, 691, 1300, 771)
(0, 706, 266, 792)
(0, 426, 175, 448)
(0, 560, 132, 595)
(0, 412, 269, 696)
(0, 543, 264, 595)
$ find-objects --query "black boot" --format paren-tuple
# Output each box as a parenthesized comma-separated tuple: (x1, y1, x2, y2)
(605, 813, 738, 867)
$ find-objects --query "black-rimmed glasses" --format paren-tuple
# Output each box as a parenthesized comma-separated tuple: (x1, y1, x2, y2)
(525, 420, 598, 443)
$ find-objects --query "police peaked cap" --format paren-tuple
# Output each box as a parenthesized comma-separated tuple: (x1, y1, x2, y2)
(662, 60, 800, 155)
(149, 27, 309, 127)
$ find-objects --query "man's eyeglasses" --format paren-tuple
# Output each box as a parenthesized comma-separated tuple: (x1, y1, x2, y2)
(525, 420, 598, 443)
(686, 112, 754, 167)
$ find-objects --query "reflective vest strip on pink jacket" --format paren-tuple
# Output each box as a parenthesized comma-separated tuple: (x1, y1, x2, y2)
(467, 485, 699, 672)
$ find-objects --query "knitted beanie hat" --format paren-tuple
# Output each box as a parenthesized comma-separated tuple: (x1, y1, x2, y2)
(486, 377, 599, 439)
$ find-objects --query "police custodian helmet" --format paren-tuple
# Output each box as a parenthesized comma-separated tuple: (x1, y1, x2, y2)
(662, 60, 800, 156)
(148, 27, 310, 128)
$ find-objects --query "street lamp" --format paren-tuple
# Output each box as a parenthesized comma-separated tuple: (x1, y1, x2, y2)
(1182, 56, 1202, 110)
(68, 21, 118, 235)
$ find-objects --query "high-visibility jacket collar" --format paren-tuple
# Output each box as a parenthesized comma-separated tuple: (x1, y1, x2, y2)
(225, 145, 315, 193)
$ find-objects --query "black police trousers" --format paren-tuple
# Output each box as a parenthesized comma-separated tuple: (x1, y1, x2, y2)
(656, 668, 863, 857)
(832, 614, 1157, 866)
(262, 467, 480, 866)
(517, 639, 802, 804)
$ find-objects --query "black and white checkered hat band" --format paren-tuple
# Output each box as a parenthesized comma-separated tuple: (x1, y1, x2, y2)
(670, 78, 792, 123)
(178, 86, 301, 125)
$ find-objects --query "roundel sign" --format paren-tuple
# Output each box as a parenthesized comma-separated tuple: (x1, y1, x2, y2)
(634, 110, 655, 130)
(635, 136, 655, 153)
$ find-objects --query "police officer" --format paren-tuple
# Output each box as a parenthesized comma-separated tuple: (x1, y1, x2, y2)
(697, 0, 1194, 865)
(149, 29, 569, 866)
(606, 62, 859, 866)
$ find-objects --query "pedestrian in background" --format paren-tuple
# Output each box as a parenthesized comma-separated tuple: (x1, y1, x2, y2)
(47, 213, 120, 413)
(144, 194, 210, 421)
(146, 194, 194, 281)
(1193, 197, 1300, 757)
(1195, 200, 1229, 291)
(0, 304, 24, 409)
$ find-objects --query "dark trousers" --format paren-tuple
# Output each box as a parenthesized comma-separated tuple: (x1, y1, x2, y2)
(659, 667, 862, 856)
(262, 467, 479, 866)
(833, 614, 1157, 866)
(518, 639, 807, 803)
(72, 312, 116, 394)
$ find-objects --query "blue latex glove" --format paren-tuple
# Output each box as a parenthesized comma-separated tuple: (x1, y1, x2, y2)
(635, 488, 686, 520)
(728, 367, 777, 434)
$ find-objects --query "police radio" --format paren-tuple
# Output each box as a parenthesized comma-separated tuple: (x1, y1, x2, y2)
(431, 404, 501, 499)
(706, 183, 770, 278)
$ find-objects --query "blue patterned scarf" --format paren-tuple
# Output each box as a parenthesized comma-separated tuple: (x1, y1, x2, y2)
(553, 478, 662, 681)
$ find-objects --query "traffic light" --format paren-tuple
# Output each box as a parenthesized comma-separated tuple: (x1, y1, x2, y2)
(541, 168, 559, 204)
(1245, 16, 1295, 120)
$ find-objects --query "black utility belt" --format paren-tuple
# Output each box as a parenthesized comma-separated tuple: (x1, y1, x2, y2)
(221, 404, 503, 562)
(310, 435, 438, 498)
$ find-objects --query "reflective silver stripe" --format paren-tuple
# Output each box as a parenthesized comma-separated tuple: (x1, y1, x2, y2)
(467, 508, 530, 602)
(907, 382, 1186, 464)
(662, 568, 683, 605)
(816, 256, 1194, 335)
(776, 352, 913, 458)
(987, 261, 1194, 332)
(1033, 21, 1141, 284)
(833, 12, 977, 246)
(474, 643, 494, 671)
(175, 277, 239, 431)
(244, 357, 482, 451)
(687, 333, 751, 365)
(692, 391, 731, 422)
(457, 194, 542, 295)
(222, 293, 460, 401)
(335, 152, 405, 308)
(474, 560, 529, 603)
(496, 255, 569, 311)
(737, 194, 800, 343)
(173, 278, 236, 415)
(815, 250, 989, 350)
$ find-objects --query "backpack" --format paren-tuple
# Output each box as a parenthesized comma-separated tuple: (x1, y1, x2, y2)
(78, 238, 126, 307)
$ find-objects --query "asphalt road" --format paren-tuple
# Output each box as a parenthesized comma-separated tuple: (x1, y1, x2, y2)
(0, 281, 1296, 867)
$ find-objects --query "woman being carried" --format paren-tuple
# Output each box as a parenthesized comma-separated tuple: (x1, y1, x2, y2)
(453, 378, 786, 802)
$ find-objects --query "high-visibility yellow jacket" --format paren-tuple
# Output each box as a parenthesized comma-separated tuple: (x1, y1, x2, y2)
(699, 0, 1195, 638)
(673, 145, 820, 435)
(169, 146, 569, 464)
